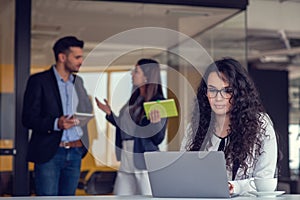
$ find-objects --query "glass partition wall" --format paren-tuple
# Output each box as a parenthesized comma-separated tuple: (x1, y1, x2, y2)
(3, 0, 247, 196)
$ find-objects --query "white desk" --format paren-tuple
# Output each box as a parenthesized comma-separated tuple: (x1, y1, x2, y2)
(0, 195, 297, 199)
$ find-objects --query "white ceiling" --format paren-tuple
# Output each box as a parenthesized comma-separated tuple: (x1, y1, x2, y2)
(245, 0, 300, 81)
(30, 0, 240, 67)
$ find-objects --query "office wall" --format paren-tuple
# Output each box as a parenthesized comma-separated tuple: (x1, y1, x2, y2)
(249, 66, 290, 178)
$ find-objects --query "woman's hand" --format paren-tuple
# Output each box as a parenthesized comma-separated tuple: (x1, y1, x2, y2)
(149, 109, 161, 123)
(95, 97, 112, 115)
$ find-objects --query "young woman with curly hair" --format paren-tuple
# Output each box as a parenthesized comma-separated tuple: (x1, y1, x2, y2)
(181, 57, 278, 195)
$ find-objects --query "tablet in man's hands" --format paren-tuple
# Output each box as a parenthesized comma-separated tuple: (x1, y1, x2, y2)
(74, 112, 94, 126)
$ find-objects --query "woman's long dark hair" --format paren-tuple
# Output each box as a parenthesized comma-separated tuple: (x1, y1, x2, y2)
(187, 57, 267, 178)
(128, 58, 164, 122)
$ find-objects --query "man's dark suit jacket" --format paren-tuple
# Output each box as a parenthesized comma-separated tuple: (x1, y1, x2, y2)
(22, 67, 93, 164)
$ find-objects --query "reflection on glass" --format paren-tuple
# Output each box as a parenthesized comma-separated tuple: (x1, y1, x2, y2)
(194, 12, 247, 66)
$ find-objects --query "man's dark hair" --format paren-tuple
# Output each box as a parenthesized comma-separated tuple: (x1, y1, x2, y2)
(52, 36, 84, 61)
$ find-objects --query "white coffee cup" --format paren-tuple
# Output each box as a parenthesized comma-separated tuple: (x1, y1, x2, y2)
(250, 178, 277, 192)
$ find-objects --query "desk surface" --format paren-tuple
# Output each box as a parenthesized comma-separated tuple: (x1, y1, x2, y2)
(0, 195, 297, 199)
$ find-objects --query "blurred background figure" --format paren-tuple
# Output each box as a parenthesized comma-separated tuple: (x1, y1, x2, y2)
(22, 36, 93, 196)
(96, 58, 167, 195)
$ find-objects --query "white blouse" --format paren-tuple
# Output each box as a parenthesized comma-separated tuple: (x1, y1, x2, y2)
(180, 113, 278, 195)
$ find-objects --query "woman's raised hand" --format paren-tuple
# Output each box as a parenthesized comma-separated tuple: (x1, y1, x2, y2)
(95, 97, 112, 115)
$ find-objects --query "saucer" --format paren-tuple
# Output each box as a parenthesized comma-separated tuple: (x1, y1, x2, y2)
(248, 191, 285, 197)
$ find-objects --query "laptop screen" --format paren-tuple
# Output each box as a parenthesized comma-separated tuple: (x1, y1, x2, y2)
(144, 151, 232, 198)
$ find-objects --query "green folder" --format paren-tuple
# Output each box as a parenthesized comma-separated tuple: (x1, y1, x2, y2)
(143, 99, 178, 119)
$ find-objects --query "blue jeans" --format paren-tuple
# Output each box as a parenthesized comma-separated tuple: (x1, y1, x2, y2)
(34, 147, 83, 196)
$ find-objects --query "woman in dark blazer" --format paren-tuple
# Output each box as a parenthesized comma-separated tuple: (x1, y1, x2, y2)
(96, 58, 167, 196)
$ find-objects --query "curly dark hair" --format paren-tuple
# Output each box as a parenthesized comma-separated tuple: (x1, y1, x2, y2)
(187, 57, 268, 178)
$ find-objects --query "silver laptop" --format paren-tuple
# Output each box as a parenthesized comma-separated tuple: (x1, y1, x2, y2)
(144, 151, 237, 198)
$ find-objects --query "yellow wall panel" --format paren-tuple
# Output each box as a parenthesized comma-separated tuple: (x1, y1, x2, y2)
(0, 64, 14, 93)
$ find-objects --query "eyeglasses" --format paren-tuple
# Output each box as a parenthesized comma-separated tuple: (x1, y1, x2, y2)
(207, 87, 233, 99)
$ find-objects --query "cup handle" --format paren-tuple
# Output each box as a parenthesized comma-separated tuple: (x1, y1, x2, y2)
(249, 180, 256, 190)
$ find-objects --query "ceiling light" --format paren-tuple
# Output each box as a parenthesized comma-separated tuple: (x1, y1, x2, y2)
(260, 55, 289, 63)
(166, 9, 211, 17)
